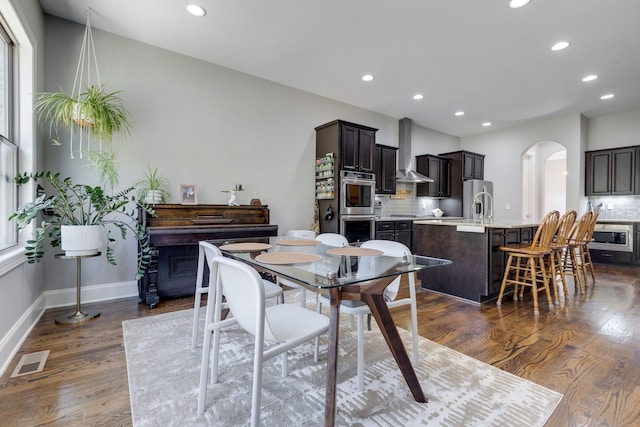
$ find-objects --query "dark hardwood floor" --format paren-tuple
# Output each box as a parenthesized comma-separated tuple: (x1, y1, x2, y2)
(0, 264, 638, 426)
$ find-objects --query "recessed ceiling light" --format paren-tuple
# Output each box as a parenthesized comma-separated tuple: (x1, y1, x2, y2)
(413, 94, 423, 100)
(600, 93, 615, 100)
(551, 41, 570, 51)
(582, 74, 598, 82)
(186, 4, 207, 17)
(509, 0, 531, 9)
(454, 111, 465, 116)
(362, 74, 374, 82)
(482, 122, 492, 127)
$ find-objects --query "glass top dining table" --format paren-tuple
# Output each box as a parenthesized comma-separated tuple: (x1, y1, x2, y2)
(218, 236, 452, 426)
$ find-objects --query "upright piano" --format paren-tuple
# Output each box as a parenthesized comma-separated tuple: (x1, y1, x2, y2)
(138, 204, 278, 307)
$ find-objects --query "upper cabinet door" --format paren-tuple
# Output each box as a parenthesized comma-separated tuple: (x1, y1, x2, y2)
(375, 144, 397, 194)
(611, 148, 636, 194)
(462, 152, 484, 180)
(585, 147, 636, 195)
(358, 129, 375, 173)
(340, 124, 360, 171)
(587, 151, 611, 195)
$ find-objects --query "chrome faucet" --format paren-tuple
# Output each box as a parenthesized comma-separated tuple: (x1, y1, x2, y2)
(473, 191, 493, 223)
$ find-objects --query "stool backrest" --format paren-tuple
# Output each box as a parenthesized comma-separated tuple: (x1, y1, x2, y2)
(571, 211, 594, 244)
(555, 210, 577, 245)
(531, 210, 560, 250)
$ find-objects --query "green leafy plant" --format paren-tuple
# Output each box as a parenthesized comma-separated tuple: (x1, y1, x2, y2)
(34, 84, 131, 150)
(135, 165, 173, 204)
(87, 149, 120, 191)
(9, 171, 154, 279)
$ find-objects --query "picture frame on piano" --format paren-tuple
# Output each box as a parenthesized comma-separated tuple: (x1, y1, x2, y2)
(180, 184, 197, 205)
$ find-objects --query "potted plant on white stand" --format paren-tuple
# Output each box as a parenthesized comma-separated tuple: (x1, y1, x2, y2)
(9, 171, 154, 279)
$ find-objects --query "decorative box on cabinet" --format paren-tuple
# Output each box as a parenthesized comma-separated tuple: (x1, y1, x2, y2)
(585, 146, 637, 196)
(415, 154, 450, 197)
(375, 144, 398, 194)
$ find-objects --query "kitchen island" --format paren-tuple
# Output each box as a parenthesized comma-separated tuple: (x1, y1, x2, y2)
(413, 219, 540, 303)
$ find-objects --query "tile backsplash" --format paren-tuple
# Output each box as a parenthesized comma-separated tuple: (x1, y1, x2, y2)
(375, 182, 441, 217)
(588, 195, 640, 220)
(377, 188, 640, 220)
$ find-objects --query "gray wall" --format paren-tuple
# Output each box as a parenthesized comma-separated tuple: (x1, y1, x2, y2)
(460, 114, 587, 221)
(41, 15, 404, 290)
(0, 0, 45, 374)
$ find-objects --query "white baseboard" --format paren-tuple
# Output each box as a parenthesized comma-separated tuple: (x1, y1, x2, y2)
(0, 281, 139, 377)
(45, 280, 139, 308)
(0, 293, 46, 378)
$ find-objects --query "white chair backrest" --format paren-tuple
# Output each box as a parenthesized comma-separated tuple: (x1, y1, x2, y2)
(198, 241, 223, 287)
(214, 256, 281, 342)
(316, 233, 349, 248)
(360, 240, 413, 301)
(285, 230, 316, 239)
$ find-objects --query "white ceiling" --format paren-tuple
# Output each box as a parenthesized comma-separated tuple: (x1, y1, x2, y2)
(37, 0, 640, 137)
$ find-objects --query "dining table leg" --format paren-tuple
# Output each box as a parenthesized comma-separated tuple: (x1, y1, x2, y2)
(360, 277, 427, 403)
(324, 286, 341, 427)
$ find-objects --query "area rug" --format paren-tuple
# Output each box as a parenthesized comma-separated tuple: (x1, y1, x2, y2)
(123, 295, 562, 426)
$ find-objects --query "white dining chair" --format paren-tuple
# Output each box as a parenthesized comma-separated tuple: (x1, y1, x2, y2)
(315, 239, 419, 391)
(197, 256, 329, 426)
(191, 241, 283, 349)
(277, 232, 349, 307)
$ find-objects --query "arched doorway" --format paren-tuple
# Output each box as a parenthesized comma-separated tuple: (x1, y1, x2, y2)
(522, 141, 567, 221)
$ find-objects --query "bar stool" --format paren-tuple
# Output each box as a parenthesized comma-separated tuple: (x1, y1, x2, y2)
(582, 210, 599, 283)
(547, 210, 577, 303)
(496, 210, 559, 314)
(563, 211, 593, 295)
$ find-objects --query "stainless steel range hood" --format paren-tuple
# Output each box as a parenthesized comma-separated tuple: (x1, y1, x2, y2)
(396, 117, 433, 183)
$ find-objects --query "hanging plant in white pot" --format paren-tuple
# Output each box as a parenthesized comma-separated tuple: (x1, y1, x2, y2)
(33, 10, 131, 159)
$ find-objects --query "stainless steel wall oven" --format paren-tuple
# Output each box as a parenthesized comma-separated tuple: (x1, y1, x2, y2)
(340, 171, 375, 216)
(340, 215, 375, 245)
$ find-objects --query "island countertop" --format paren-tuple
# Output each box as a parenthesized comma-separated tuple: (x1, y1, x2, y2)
(413, 218, 540, 229)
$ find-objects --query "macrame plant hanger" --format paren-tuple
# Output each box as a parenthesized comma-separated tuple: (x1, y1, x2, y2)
(70, 9, 101, 159)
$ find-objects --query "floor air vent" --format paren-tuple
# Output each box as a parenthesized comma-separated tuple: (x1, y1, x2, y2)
(11, 350, 50, 378)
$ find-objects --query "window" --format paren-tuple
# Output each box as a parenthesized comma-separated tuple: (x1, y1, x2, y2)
(0, 22, 16, 251)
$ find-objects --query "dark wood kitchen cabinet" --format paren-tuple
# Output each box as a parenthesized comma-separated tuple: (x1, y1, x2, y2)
(439, 150, 485, 180)
(585, 146, 637, 195)
(376, 220, 412, 248)
(415, 154, 450, 197)
(315, 120, 378, 235)
(438, 150, 486, 217)
(320, 120, 376, 172)
(375, 144, 398, 194)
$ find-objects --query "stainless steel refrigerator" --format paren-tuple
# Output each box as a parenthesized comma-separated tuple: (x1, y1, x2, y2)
(463, 180, 494, 220)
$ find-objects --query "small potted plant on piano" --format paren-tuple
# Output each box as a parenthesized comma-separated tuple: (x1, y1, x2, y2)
(9, 171, 155, 279)
(134, 165, 173, 205)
